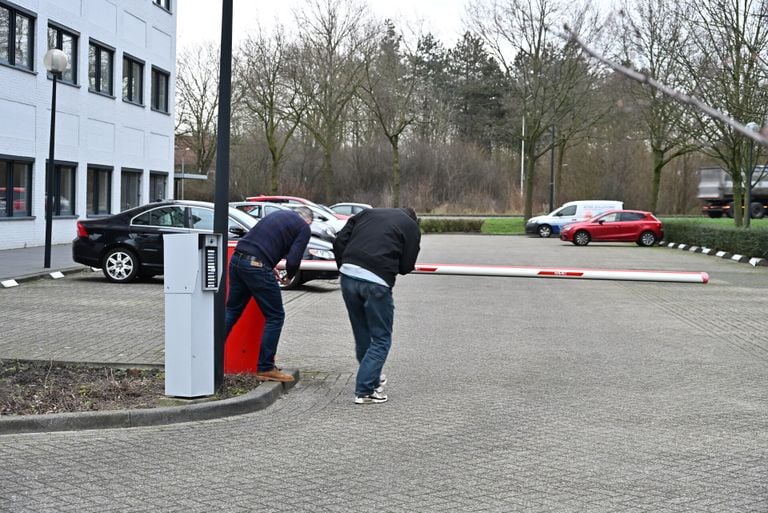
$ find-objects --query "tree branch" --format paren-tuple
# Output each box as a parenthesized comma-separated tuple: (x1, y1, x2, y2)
(559, 23, 768, 146)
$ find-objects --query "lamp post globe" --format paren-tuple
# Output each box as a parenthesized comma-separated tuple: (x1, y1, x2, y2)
(43, 48, 69, 74)
(42, 49, 69, 268)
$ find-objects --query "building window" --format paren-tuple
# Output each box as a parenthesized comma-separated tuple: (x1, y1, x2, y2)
(0, 157, 32, 217)
(149, 172, 167, 201)
(0, 3, 35, 70)
(47, 24, 78, 84)
(120, 169, 141, 211)
(122, 55, 144, 105)
(87, 166, 112, 215)
(52, 163, 76, 216)
(88, 41, 113, 96)
(153, 0, 171, 11)
(151, 67, 169, 113)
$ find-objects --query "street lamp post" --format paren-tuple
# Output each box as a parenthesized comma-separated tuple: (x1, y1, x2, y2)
(548, 125, 556, 212)
(180, 147, 190, 200)
(43, 49, 69, 269)
(520, 116, 525, 198)
(745, 122, 760, 228)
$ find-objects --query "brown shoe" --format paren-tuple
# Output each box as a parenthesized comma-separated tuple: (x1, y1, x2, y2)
(254, 368, 295, 382)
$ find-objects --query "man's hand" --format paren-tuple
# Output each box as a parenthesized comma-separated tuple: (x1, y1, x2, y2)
(274, 269, 288, 285)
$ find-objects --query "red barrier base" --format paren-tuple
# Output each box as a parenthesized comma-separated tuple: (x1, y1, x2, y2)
(224, 242, 265, 374)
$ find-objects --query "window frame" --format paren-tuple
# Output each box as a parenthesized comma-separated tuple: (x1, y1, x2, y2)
(149, 171, 168, 202)
(151, 66, 170, 113)
(88, 39, 114, 97)
(47, 22, 79, 84)
(51, 161, 76, 216)
(0, 2, 35, 70)
(152, 0, 172, 12)
(0, 155, 33, 218)
(122, 53, 146, 107)
(120, 168, 142, 211)
(86, 165, 112, 216)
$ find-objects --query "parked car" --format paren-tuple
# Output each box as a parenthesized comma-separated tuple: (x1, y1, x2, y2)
(230, 201, 338, 242)
(330, 202, 371, 216)
(72, 200, 338, 288)
(246, 194, 350, 220)
(526, 200, 624, 238)
(559, 210, 663, 247)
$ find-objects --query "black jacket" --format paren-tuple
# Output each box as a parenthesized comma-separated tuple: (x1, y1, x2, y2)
(333, 208, 421, 287)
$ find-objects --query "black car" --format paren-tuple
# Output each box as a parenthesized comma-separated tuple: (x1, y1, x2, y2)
(72, 200, 338, 288)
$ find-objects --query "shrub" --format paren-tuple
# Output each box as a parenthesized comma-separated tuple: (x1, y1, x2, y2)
(419, 218, 484, 233)
(662, 219, 768, 258)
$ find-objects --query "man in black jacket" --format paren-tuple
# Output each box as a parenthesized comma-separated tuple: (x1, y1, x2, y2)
(332, 207, 421, 404)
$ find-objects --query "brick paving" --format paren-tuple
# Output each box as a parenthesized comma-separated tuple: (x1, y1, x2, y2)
(0, 236, 766, 512)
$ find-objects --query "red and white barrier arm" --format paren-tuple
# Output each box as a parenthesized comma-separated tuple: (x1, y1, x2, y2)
(287, 260, 709, 284)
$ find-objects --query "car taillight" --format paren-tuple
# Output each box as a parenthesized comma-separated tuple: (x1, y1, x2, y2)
(76, 221, 89, 238)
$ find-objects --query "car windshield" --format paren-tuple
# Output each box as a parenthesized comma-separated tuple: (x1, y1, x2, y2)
(229, 207, 257, 229)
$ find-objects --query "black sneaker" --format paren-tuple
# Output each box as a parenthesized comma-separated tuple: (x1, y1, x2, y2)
(354, 391, 388, 404)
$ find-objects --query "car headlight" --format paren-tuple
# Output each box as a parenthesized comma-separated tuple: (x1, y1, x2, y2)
(308, 248, 334, 260)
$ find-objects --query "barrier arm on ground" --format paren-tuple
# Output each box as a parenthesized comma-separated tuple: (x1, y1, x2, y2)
(278, 260, 709, 284)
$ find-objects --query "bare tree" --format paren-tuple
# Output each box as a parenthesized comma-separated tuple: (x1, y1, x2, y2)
(175, 43, 220, 175)
(294, 0, 377, 203)
(682, 0, 768, 226)
(468, 0, 603, 219)
(237, 25, 305, 193)
(613, 0, 702, 212)
(358, 20, 420, 206)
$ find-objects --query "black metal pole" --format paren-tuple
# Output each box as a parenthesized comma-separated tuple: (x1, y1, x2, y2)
(213, 0, 233, 389)
(548, 125, 556, 213)
(746, 140, 753, 228)
(44, 73, 58, 269)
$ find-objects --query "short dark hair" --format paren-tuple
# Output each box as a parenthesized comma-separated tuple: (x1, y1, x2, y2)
(402, 207, 417, 222)
(294, 206, 313, 223)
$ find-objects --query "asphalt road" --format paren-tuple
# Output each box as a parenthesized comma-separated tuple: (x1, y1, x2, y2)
(1, 235, 766, 512)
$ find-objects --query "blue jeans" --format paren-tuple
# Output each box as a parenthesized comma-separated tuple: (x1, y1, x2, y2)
(340, 274, 394, 396)
(224, 254, 285, 372)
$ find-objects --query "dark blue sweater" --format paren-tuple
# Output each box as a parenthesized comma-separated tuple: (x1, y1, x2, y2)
(235, 210, 310, 278)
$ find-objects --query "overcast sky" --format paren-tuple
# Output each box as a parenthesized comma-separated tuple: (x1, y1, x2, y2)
(176, 0, 469, 52)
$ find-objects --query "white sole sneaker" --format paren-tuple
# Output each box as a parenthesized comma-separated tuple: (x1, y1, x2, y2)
(354, 391, 388, 404)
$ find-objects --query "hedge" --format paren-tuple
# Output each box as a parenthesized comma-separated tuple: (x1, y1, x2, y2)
(662, 220, 768, 258)
(419, 218, 484, 233)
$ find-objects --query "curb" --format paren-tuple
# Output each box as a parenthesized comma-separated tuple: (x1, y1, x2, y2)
(1, 266, 91, 287)
(0, 370, 298, 435)
(659, 242, 768, 267)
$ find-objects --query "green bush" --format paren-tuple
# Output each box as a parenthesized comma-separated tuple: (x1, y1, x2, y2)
(419, 218, 484, 233)
(662, 219, 768, 258)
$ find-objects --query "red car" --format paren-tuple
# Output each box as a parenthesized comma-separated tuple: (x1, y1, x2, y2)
(559, 210, 663, 246)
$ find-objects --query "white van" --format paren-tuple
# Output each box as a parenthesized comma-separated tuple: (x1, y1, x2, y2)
(525, 200, 624, 238)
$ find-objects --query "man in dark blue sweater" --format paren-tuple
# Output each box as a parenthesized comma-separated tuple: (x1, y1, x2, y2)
(333, 207, 421, 404)
(225, 207, 312, 382)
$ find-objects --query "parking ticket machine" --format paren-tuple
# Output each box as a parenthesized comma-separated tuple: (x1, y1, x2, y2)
(163, 232, 222, 397)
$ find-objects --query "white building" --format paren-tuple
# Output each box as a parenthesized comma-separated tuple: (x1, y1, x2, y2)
(0, 0, 176, 250)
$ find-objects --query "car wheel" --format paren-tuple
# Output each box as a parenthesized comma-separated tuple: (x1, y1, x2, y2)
(637, 231, 657, 247)
(750, 202, 765, 219)
(572, 230, 590, 246)
(537, 224, 552, 238)
(102, 248, 140, 283)
(277, 269, 302, 290)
